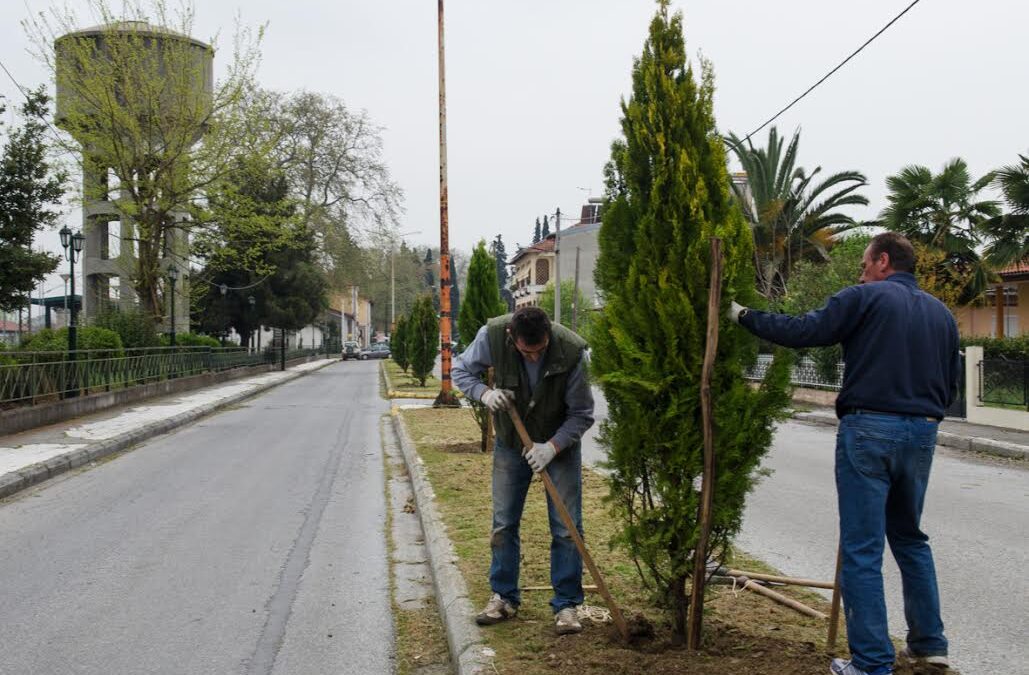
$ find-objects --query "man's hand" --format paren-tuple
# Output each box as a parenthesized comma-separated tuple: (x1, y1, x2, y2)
(727, 300, 747, 324)
(526, 441, 558, 473)
(481, 388, 514, 412)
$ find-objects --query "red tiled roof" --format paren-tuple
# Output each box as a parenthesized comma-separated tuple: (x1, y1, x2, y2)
(997, 259, 1029, 276)
(509, 238, 555, 263)
(0, 320, 24, 332)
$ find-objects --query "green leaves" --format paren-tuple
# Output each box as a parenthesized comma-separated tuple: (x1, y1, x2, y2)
(407, 295, 439, 388)
(593, 5, 792, 638)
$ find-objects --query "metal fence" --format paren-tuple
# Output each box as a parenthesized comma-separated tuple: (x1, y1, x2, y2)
(745, 354, 844, 391)
(979, 358, 1029, 410)
(0, 342, 340, 407)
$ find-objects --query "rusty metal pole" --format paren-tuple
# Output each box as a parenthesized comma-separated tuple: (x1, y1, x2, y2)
(434, 0, 458, 407)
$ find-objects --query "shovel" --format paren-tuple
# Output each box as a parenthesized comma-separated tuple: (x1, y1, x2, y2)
(505, 405, 630, 641)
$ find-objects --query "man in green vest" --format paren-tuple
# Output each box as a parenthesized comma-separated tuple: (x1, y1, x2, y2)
(452, 306, 595, 635)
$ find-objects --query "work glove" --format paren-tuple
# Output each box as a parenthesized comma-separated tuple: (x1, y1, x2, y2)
(481, 388, 515, 412)
(727, 300, 747, 324)
(526, 441, 558, 473)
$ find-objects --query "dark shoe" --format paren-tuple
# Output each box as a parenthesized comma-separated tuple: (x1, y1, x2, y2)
(475, 593, 516, 626)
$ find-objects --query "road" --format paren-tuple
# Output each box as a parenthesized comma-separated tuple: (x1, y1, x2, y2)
(0, 360, 391, 675)
(582, 389, 1029, 675)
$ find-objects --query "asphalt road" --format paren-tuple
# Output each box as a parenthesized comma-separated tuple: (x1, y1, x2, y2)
(581, 390, 1028, 675)
(0, 360, 391, 675)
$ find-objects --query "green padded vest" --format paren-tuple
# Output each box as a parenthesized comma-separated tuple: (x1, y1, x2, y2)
(486, 314, 587, 449)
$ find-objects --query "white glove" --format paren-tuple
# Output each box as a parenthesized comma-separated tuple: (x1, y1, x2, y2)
(727, 300, 747, 324)
(481, 388, 514, 412)
(526, 441, 558, 473)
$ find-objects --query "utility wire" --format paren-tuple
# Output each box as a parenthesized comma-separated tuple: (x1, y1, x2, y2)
(0, 55, 70, 148)
(742, 0, 922, 144)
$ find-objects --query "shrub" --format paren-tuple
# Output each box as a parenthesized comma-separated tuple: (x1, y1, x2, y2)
(159, 333, 222, 348)
(961, 335, 1029, 360)
(92, 306, 160, 348)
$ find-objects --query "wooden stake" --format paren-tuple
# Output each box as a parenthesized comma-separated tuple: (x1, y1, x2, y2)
(506, 406, 631, 642)
(725, 569, 835, 590)
(736, 576, 828, 620)
(687, 237, 723, 650)
(827, 544, 844, 650)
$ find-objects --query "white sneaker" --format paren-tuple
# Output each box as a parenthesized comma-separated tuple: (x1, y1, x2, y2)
(475, 593, 516, 626)
(555, 606, 582, 635)
(899, 645, 949, 669)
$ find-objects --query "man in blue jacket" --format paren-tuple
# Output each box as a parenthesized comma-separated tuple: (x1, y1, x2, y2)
(730, 232, 958, 675)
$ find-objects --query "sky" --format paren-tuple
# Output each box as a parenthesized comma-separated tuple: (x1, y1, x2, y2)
(2, 0, 1027, 312)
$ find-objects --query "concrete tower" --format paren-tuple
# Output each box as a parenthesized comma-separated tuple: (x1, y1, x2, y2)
(54, 20, 213, 334)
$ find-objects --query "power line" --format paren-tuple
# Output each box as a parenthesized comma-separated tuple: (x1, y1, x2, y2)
(0, 55, 68, 146)
(742, 0, 922, 144)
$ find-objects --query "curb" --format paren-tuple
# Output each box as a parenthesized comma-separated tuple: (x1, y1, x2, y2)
(0, 358, 339, 501)
(792, 410, 1029, 460)
(391, 411, 491, 675)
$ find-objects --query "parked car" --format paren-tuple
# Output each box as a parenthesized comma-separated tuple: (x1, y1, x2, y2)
(342, 341, 361, 360)
(359, 343, 391, 360)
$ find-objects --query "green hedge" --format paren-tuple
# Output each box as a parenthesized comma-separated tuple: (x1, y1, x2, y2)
(20, 327, 125, 357)
(961, 335, 1029, 360)
(159, 333, 222, 348)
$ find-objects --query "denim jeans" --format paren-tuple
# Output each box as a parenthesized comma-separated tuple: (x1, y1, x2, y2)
(836, 412, 948, 674)
(489, 439, 583, 613)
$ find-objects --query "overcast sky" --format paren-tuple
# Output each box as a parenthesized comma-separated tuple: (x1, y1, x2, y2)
(2, 0, 1026, 303)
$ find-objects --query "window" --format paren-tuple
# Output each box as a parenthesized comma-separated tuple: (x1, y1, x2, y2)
(535, 259, 550, 286)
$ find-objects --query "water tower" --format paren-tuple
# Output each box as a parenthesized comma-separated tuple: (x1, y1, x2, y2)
(54, 20, 213, 334)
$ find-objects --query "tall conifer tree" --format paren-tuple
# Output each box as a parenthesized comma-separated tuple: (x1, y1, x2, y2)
(408, 294, 439, 387)
(460, 240, 508, 450)
(592, 2, 791, 639)
(392, 315, 410, 372)
(533, 217, 542, 244)
(541, 214, 550, 239)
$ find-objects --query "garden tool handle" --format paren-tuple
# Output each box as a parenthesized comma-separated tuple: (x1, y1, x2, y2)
(505, 406, 630, 642)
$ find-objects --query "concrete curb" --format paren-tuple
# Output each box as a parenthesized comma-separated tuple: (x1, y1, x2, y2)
(0, 358, 339, 501)
(391, 411, 491, 675)
(792, 410, 1029, 460)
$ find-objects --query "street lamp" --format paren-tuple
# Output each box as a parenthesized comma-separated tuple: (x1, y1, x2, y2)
(59, 226, 84, 398)
(248, 295, 256, 353)
(167, 265, 180, 347)
(391, 229, 422, 335)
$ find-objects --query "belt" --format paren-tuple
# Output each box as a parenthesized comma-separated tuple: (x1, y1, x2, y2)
(842, 408, 940, 423)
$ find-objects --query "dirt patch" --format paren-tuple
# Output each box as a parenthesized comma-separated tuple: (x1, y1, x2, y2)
(399, 408, 947, 675)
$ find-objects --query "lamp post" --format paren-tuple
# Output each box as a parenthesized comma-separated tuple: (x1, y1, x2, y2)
(167, 266, 180, 347)
(59, 226, 84, 398)
(390, 229, 422, 336)
(248, 295, 256, 353)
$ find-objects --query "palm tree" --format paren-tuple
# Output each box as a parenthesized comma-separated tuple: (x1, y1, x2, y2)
(880, 158, 1000, 303)
(726, 127, 869, 299)
(982, 154, 1029, 267)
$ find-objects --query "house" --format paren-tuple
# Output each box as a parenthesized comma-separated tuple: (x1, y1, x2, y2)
(1, 319, 23, 347)
(510, 237, 555, 309)
(955, 261, 1028, 337)
(510, 198, 605, 311)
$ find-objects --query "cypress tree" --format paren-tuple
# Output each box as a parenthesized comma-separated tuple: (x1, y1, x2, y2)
(408, 294, 439, 387)
(541, 214, 550, 239)
(392, 314, 410, 372)
(592, 2, 792, 640)
(459, 240, 509, 451)
(533, 217, 542, 244)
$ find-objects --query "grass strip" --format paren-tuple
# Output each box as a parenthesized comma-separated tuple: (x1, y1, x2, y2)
(401, 406, 873, 674)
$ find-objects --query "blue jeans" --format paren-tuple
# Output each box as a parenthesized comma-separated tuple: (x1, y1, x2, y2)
(836, 412, 948, 674)
(489, 439, 584, 613)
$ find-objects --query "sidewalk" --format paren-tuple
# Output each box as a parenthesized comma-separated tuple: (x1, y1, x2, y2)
(0, 359, 336, 499)
(794, 407, 1029, 460)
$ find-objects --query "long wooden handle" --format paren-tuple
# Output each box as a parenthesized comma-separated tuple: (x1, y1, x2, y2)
(827, 543, 844, 650)
(506, 405, 631, 642)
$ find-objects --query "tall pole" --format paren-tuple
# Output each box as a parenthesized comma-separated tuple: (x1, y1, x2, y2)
(169, 276, 177, 347)
(67, 242, 78, 398)
(434, 0, 458, 406)
(391, 247, 396, 335)
(572, 246, 581, 333)
(554, 207, 562, 324)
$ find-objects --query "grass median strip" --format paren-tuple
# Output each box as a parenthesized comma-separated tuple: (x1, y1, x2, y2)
(401, 406, 875, 674)
(384, 361, 441, 397)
